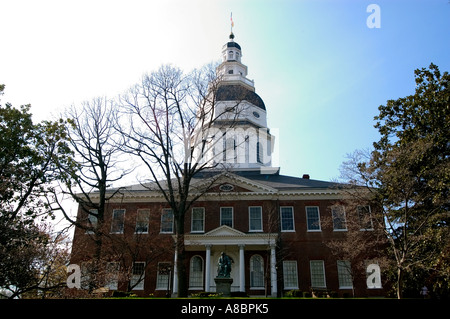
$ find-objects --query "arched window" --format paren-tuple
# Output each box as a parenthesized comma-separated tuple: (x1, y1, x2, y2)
(250, 255, 264, 288)
(189, 256, 204, 289)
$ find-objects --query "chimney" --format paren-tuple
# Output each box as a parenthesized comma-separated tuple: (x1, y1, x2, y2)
(302, 174, 310, 179)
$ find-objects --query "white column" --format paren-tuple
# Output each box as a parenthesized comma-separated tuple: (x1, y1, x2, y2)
(239, 244, 245, 292)
(205, 245, 211, 292)
(270, 245, 277, 297)
(172, 249, 178, 296)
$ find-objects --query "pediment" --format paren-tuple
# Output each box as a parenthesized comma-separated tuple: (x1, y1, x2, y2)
(191, 171, 277, 195)
(204, 225, 246, 237)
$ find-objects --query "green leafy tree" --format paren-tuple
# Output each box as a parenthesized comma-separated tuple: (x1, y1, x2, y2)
(0, 84, 73, 298)
(346, 64, 449, 298)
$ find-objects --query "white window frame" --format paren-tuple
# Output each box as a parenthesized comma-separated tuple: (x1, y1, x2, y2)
(111, 209, 125, 234)
(283, 261, 299, 290)
(85, 209, 98, 234)
(220, 207, 234, 228)
(280, 206, 295, 232)
(310, 260, 326, 288)
(248, 206, 263, 232)
(332, 206, 347, 231)
(156, 262, 172, 290)
(135, 209, 150, 234)
(250, 255, 264, 289)
(130, 262, 145, 290)
(358, 205, 374, 231)
(337, 260, 353, 289)
(105, 262, 120, 290)
(189, 256, 204, 289)
(160, 208, 174, 234)
(306, 206, 321, 232)
(191, 207, 205, 233)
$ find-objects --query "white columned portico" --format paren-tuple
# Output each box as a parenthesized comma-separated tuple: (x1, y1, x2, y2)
(205, 245, 211, 292)
(239, 244, 245, 292)
(184, 225, 278, 295)
(270, 244, 277, 297)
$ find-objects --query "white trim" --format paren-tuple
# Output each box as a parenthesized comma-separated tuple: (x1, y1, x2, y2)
(135, 208, 150, 234)
(184, 225, 278, 248)
(248, 206, 263, 232)
(310, 260, 327, 289)
(160, 208, 174, 234)
(131, 261, 145, 290)
(280, 206, 295, 232)
(110, 209, 125, 234)
(331, 205, 347, 231)
(282, 260, 299, 290)
(191, 207, 205, 233)
(189, 255, 204, 289)
(220, 207, 234, 228)
(306, 206, 321, 232)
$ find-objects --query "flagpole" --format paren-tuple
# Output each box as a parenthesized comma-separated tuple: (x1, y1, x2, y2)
(230, 12, 234, 34)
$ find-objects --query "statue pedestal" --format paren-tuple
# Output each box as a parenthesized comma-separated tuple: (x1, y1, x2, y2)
(214, 277, 233, 297)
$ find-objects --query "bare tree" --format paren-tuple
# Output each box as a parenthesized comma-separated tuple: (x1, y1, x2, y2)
(116, 63, 249, 297)
(52, 97, 132, 291)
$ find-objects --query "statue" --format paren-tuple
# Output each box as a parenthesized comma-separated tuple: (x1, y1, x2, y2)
(217, 252, 232, 278)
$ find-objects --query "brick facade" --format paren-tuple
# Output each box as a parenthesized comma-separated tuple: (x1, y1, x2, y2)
(70, 172, 387, 297)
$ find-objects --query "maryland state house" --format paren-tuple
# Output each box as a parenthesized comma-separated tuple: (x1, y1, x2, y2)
(70, 32, 387, 298)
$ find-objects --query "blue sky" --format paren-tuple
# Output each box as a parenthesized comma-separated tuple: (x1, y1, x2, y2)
(1, 0, 449, 182)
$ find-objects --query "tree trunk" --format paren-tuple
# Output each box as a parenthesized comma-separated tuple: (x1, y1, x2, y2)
(396, 267, 403, 299)
(175, 211, 188, 297)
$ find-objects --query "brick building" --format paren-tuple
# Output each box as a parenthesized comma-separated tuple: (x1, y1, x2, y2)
(70, 32, 386, 298)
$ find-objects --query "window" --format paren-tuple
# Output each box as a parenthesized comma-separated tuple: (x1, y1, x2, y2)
(105, 262, 120, 290)
(250, 255, 264, 288)
(249, 206, 262, 232)
(111, 209, 125, 234)
(135, 209, 150, 234)
(280, 207, 294, 231)
(223, 137, 236, 162)
(189, 256, 203, 289)
(256, 142, 263, 164)
(228, 50, 233, 60)
(220, 207, 233, 227)
(80, 262, 93, 290)
(85, 209, 98, 234)
(161, 209, 174, 233)
(156, 262, 171, 290)
(130, 262, 145, 290)
(191, 208, 205, 233)
(228, 69, 234, 74)
(337, 260, 353, 289)
(357, 205, 373, 230)
(283, 261, 299, 289)
(332, 206, 347, 231)
(310, 260, 326, 288)
(306, 206, 321, 231)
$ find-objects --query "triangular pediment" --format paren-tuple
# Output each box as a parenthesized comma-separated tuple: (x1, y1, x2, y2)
(204, 225, 246, 237)
(191, 171, 277, 195)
